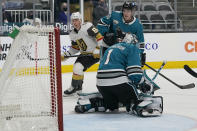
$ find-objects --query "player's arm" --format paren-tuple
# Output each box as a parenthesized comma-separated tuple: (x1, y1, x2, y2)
(126, 46, 143, 85)
(126, 46, 155, 94)
(61, 40, 80, 61)
(96, 13, 113, 36)
(135, 21, 146, 66)
(87, 25, 103, 46)
(87, 25, 104, 58)
(136, 22, 145, 53)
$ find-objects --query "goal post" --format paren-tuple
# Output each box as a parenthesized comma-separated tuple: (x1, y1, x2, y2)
(0, 25, 63, 131)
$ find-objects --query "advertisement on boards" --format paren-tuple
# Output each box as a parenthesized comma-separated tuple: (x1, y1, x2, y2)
(0, 33, 196, 68)
(144, 33, 197, 62)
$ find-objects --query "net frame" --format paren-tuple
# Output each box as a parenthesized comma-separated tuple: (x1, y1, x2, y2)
(0, 25, 63, 131)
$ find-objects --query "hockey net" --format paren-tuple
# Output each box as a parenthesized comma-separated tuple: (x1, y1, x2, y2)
(0, 25, 63, 131)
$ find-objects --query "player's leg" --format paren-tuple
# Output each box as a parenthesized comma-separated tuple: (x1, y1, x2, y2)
(75, 92, 106, 113)
(108, 83, 140, 112)
(64, 55, 99, 96)
(63, 62, 84, 96)
(75, 84, 120, 113)
(97, 85, 119, 111)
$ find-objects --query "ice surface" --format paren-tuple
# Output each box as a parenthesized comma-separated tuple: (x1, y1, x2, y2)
(63, 114, 196, 131)
(62, 69, 197, 131)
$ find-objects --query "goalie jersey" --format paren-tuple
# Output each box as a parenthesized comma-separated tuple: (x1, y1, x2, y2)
(68, 22, 103, 54)
(97, 42, 143, 86)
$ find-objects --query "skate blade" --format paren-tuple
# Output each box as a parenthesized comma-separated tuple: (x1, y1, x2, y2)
(63, 90, 82, 97)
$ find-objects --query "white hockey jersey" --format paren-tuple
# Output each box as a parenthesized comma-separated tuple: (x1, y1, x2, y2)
(68, 22, 103, 55)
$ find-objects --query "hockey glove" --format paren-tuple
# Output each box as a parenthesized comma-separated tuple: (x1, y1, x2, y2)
(116, 27, 126, 40)
(103, 32, 116, 46)
(93, 47, 100, 59)
(139, 82, 153, 95)
(138, 76, 154, 95)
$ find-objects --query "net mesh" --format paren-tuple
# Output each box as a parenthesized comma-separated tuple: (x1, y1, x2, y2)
(0, 25, 62, 131)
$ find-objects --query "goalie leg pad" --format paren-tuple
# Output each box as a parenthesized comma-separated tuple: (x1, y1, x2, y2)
(75, 92, 106, 113)
(133, 96, 163, 117)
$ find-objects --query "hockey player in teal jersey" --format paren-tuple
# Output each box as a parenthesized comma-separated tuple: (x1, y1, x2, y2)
(97, 1, 145, 55)
(74, 33, 163, 117)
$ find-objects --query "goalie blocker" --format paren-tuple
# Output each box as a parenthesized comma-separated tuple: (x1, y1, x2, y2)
(75, 92, 163, 117)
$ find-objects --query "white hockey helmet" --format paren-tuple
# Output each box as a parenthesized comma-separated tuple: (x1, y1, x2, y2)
(71, 12, 82, 21)
(122, 33, 138, 44)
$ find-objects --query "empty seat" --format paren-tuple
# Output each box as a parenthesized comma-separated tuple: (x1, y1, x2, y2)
(141, 3, 156, 11)
(158, 4, 172, 11)
(148, 12, 166, 29)
(136, 13, 151, 29)
(112, 2, 122, 11)
(154, 0, 169, 2)
(160, 11, 176, 29)
(165, 13, 175, 20)
(114, 5, 122, 11)
(156, 2, 172, 11)
(141, 0, 154, 2)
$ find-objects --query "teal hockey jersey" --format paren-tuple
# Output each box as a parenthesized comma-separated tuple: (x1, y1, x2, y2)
(97, 42, 143, 86)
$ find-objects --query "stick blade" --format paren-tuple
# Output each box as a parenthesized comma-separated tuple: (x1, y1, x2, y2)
(184, 65, 197, 78)
(179, 83, 195, 89)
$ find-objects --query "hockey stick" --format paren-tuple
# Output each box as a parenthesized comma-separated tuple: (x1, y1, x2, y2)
(145, 63, 195, 89)
(63, 54, 92, 58)
(27, 54, 48, 61)
(152, 61, 166, 81)
(184, 65, 197, 78)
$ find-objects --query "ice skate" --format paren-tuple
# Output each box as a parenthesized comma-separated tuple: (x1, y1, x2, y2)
(63, 85, 82, 97)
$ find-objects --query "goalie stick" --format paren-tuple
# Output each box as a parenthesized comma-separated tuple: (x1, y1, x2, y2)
(184, 65, 197, 78)
(145, 63, 195, 89)
(152, 61, 166, 81)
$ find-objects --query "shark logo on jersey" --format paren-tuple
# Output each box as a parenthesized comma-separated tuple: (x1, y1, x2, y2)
(113, 20, 119, 25)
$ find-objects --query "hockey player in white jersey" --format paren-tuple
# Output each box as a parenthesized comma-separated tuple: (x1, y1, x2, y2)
(74, 33, 163, 117)
(61, 12, 103, 96)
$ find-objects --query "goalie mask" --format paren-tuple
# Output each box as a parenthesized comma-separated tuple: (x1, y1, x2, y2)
(122, 33, 138, 44)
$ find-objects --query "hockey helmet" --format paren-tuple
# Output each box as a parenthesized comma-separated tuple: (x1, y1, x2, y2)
(122, 33, 138, 44)
(71, 12, 82, 20)
(122, 1, 137, 11)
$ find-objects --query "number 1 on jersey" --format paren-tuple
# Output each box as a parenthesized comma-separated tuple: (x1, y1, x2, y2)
(104, 49, 113, 65)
